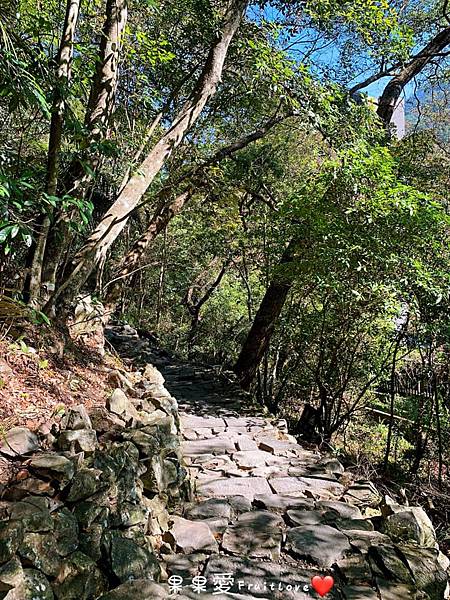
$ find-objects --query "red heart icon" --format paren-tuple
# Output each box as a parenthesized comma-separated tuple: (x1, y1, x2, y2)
(311, 575, 334, 597)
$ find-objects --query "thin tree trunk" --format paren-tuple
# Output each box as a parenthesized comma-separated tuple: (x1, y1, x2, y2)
(49, 0, 249, 318)
(40, 0, 128, 304)
(102, 114, 284, 314)
(377, 26, 450, 126)
(233, 239, 297, 390)
(27, 0, 81, 306)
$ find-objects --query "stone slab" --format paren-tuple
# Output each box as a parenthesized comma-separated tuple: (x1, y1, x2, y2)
(222, 511, 284, 560)
(182, 438, 236, 457)
(285, 524, 351, 567)
(197, 477, 272, 502)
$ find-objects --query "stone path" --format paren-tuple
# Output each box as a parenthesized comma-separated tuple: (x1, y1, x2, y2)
(107, 326, 449, 600)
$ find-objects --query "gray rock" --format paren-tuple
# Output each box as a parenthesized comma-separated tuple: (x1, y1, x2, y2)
(0, 427, 39, 457)
(400, 545, 449, 599)
(316, 500, 363, 520)
(0, 557, 22, 593)
(107, 533, 160, 582)
(52, 551, 106, 599)
(29, 453, 75, 482)
(369, 544, 413, 583)
(107, 388, 130, 415)
(222, 511, 283, 560)
(286, 509, 324, 527)
(343, 585, 380, 599)
(197, 477, 272, 501)
(181, 415, 226, 429)
(182, 438, 236, 457)
(66, 468, 105, 502)
(184, 498, 232, 521)
(232, 450, 271, 469)
(285, 524, 351, 567)
(345, 529, 392, 554)
(19, 532, 63, 576)
(97, 580, 168, 599)
(143, 363, 165, 385)
(60, 405, 92, 430)
(384, 507, 436, 547)
(375, 578, 419, 600)
(253, 493, 311, 513)
(343, 482, 381, 507)
(0, 521, 23, 565)
(58, 429, 97, 453)
(235, 436, 259, 451)
(164, 553, 208, 578)
(9, 497, 53, 532)
(4, 568, 53, 599)
(164, 516, 218, 554)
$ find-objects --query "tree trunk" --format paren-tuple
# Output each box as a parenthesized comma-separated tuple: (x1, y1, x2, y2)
(27, 0, 81, 306)
(40, 0, 128, 305)
(102, 113, 284, 313)
(50, 0, 249, 318)
(233, 239, 297, 390)
(377, 26, 450, 127)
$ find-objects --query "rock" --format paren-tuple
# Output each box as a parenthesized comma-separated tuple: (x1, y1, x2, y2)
(0, 557, 22, 593)
(89, 408, 126, 433)
(184, 498, 232, 521)
(58, 429, 97, 453)
(164, 516, 218, 554)
(286, 509, 324, 527)
(107, 388, 131, 415)
(285, 524, 351, 567)
(107, 370, 134, 392)
(316, 500, 363, 520)
(181, 415, 226, 429)
(197, 476, 272, 501)
(19, 532, 63, 576)
(399, 545, 448, 600)
(107, 533, 160, 582)
(343, 482, 381, 507)
(222, 511, 283, 560)
(97, 580, 168, 599)
(258, 439, 302, 457)
(164, 553, 208, 578)
(9, 497, 53, 532)
(4, 568, 53, 599)
(0, 427, 39, 457)
(343, 585, 380, 599)
(375, 578, 419, 600)
(232, 450, 271, 469)
(52, 551, 106, 600)
(369, 545, 413, 583)
(143, 364, 165, 385)
(253, 493, 311, 513)
(345, 529, 392, 554)
(0, 522, 23, 564)
(384, 507, 437, 547)
(182, 438, 236, 457)
(29, 454, 75, 482)
(66, 468, 105, 502)
(235, 436, 259, 451)
(315, 457, 345, 476)
(4, 477, 54, 499)
(60, 405, 92, 430)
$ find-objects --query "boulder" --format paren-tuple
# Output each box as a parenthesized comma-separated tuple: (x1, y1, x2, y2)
(143, 364, 165, 385)
(107, 388, 131, 416)
(28, 454, 75, 483)
(384, 507, 436, 547)
(0, 428, 39, 457)
(399, 545, 449, 600)
(0, 557, 22, 593)
(0, 522, 23, 564)
(66, 469, 105, 502)
(98, 580, 168, 599)
(58, 429, 97, 454)
(9, 497, 53, 532)
(285, 524, 351, 567)
(164, 517, 218, 554)
(3, 568, 53, 599)
(60, 406, 92, 431)
(52, 551, 106, 600)
(222, 511, 283, 560)
(107, 533, 160, 582)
